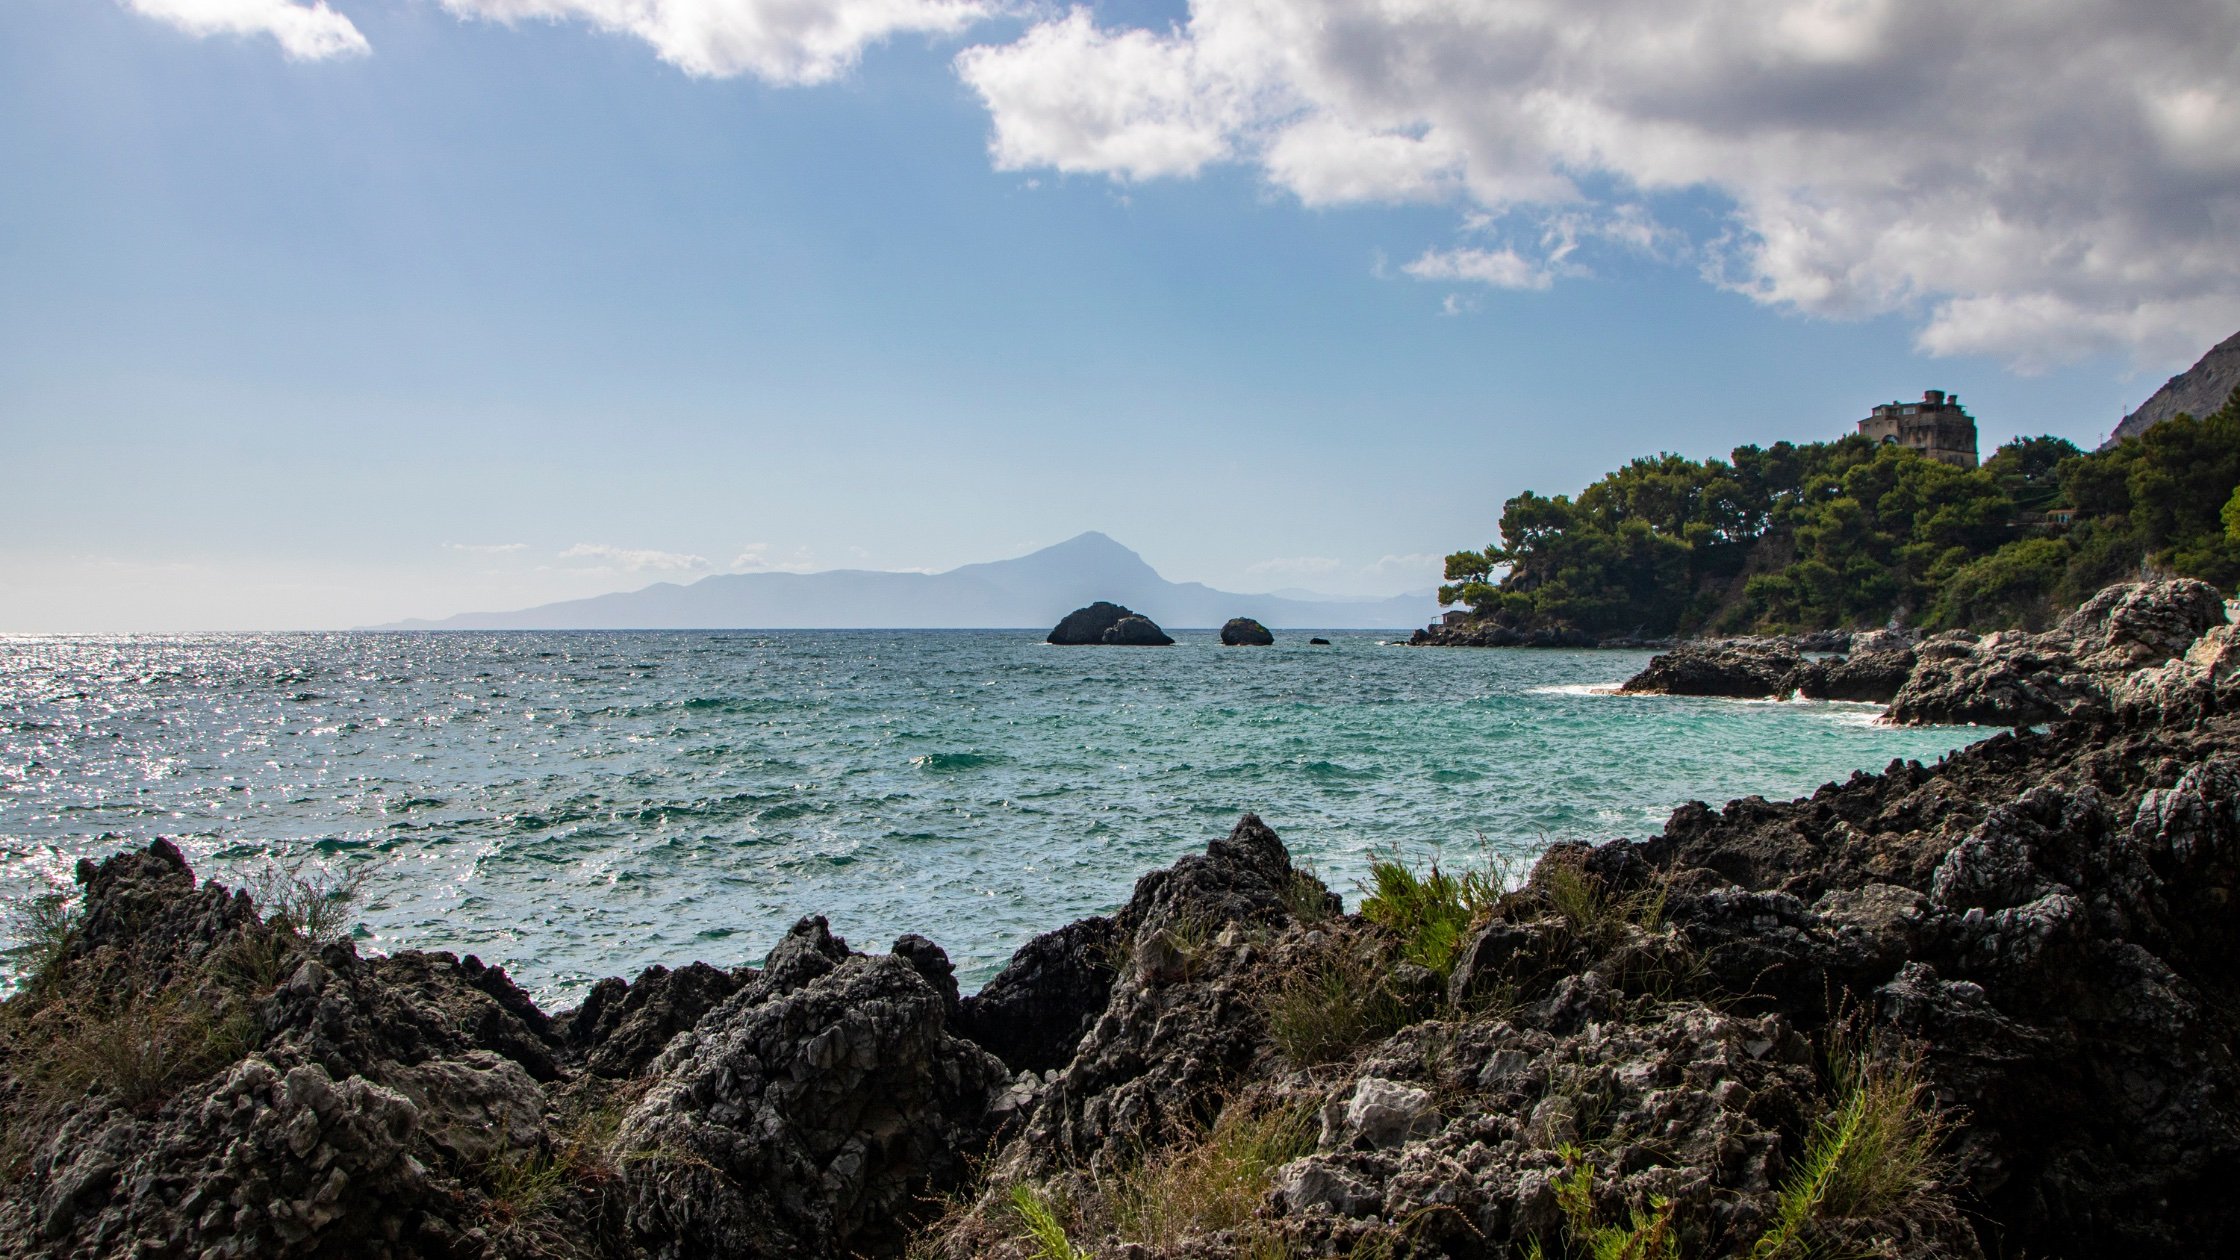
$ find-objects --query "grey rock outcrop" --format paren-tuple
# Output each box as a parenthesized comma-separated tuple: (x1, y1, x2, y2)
(613, 917, 1013, 1258)
(953, 916, 1119, 1074)
(1889, 578, 2227, 725)
(1220, 617, 1274, 646)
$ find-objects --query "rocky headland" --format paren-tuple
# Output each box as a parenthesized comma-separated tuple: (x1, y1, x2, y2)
(7, 593, 2240, 1258)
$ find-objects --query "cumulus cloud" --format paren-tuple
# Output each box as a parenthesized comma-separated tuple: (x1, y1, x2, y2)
(124, 0, 369, 60)
(558, 543, 711, 572)
(955, 0, 2240, 367)
(441, 0, 987, 82)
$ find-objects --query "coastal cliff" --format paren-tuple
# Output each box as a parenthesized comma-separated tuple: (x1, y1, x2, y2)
(7, 615, 2240, 1257)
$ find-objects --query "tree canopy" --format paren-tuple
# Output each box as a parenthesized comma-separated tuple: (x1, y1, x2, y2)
(1440, 389, 2240, 637)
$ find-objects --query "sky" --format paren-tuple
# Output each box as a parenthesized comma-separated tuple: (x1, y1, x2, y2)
(3, 0, 2238, 631)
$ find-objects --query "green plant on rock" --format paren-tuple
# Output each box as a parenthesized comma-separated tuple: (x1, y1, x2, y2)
(244, 856, 372, 944)
(2, 891, 80, 998)
(1529, 1146, 1679, 1260)
(1359, 851, 1503, 979)
(1009, 1183, 1089, 1260)
(1748, 1037, 1955, 1260)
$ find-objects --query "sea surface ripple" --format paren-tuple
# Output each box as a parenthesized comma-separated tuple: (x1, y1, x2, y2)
(0, 631, 1984, 1003)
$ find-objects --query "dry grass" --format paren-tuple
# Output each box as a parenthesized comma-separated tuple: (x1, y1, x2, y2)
(242, 857, 373, 944)
(1256, 930, 1414, 1066)
(1103, 1098, 1314, 1249)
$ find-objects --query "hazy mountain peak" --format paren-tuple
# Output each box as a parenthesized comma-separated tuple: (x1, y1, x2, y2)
(368, 533, 1437, 630)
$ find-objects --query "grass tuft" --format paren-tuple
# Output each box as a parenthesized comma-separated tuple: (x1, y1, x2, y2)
(1359, 851, 1504, 979)
(1747, 1036, 1955, 1260)
(1104, 1098, 1313, 1249)
(1256, 933, 1413, 1066)
(1010, 1183, 1089, 1260)
(243, 857, 372, 944)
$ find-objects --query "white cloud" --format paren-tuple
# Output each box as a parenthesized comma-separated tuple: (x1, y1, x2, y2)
(1405, 246, 1553, 292)
(442, 541, 529, 555)
(125, 0, 369, 60)
(558, 542, 711, 572)
(442, 0, 986, 83)
(955, 0, 2240, 367)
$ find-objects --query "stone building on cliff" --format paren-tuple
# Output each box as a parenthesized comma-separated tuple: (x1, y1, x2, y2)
(1858, 389, 1978, 467)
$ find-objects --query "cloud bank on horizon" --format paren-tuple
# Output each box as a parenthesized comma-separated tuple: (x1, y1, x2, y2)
(125, 0, 2240, 370)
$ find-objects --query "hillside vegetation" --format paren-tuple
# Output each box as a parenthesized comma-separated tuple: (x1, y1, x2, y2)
(1439, 387, 2240, 637)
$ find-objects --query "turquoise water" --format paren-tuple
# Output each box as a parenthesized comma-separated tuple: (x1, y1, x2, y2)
(0, 631, 1983, 1003)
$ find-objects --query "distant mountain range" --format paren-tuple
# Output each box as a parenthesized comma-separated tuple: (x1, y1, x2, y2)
(2108, 328, 2240, 447)
(368, 533, 1441, 631)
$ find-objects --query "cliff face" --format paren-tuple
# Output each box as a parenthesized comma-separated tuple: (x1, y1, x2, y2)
(2108, 328, 2240, 447)
(8, 618, 2240, 1258)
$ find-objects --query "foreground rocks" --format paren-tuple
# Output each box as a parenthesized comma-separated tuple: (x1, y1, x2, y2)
(8, 599, 2240, 1257)
(1047, 602, 1175, 646)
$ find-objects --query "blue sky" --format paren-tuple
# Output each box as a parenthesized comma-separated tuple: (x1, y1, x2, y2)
(4, 0, 2236, 630)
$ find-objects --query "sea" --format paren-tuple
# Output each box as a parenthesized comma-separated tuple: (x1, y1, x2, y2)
(0, 631, 1986, 1006)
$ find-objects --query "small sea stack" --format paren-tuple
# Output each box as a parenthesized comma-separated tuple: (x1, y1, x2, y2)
(1047, 601, 1174, 646)
(1219, 617, 1273, 646)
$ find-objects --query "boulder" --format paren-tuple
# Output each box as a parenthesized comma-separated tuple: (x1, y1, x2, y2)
(1785, 644, 1918, 703)
(1103, 614, 1174, 646)
(1220, 617, 1275, 646)
(613, 917, 1013, 1258)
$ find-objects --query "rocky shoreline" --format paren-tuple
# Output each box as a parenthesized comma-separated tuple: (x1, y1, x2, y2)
(1613, 579, 2234, 727)
(7, 595, 2240, 1257)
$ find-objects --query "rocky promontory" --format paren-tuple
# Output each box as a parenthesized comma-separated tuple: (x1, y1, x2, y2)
(8, 597, 2240, 1258)
(1048, 602, 1175, 646)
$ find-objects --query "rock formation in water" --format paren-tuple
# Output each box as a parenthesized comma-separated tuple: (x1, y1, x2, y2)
(1220, 618, 1274, 646)
(1619, 640, 1803, 698)
(1047, 602, 1175, 646)
(8, 586, 2240, 1258)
